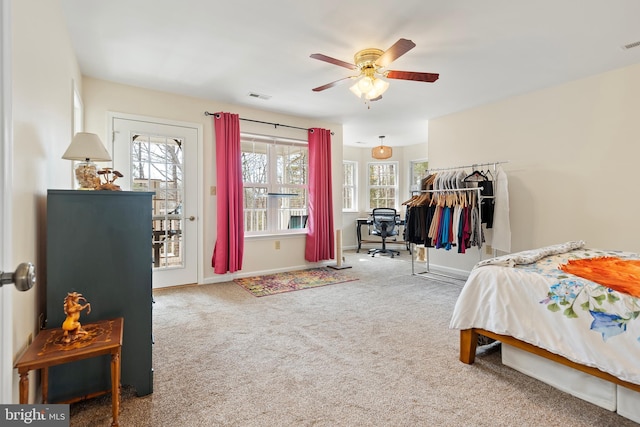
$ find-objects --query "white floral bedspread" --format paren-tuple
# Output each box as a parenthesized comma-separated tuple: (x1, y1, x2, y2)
(450, 247, 640, 385)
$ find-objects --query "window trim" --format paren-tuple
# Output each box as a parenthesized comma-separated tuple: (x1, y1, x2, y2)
(366, 161, 399, 211)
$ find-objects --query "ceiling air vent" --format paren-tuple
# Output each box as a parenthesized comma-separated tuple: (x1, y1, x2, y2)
(247, 92, 271, 100)
(622, 40, 640, 50)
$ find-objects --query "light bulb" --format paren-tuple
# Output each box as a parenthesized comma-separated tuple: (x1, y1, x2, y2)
(357, 76, 373, 92)
(349, 82, 363, 98)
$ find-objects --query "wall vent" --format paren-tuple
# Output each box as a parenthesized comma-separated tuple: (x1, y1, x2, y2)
(247, 92, 271, 100)
(622, 40, 640, 50)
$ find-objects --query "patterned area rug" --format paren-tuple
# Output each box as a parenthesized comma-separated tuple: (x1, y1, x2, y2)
(233, 267, 359, 297)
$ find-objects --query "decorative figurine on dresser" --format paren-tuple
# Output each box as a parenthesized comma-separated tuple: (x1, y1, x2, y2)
(46, 189, 154, 403)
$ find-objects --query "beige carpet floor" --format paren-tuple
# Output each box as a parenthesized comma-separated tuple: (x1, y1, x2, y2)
(69, 250, 638, 426)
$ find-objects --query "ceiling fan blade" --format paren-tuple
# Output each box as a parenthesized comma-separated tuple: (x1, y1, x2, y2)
(375, 38, 416, 68)
(312, 76, 355, 92)
(385, 70, 439, 83)
(310, 53, 357, 70)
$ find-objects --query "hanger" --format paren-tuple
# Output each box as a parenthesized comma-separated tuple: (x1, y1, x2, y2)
(415, 192, 431, 206)
(402, 194, 418, 206)
(463, 170, 487, 182)
(484, 168, 494, 181)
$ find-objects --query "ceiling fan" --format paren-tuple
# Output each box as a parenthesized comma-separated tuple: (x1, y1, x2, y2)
(310, 38, 439, 102)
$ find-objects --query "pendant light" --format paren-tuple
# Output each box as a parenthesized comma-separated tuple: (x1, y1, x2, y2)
(371, 135, 392, 159)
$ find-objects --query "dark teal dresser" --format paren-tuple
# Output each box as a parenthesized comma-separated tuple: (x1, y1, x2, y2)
(46, 190, 153, 402)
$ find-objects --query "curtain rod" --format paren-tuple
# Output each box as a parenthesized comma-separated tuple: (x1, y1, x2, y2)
(418, 187, 484, 193)
(204, 111, 333, 135)
(427, 160, 509, 173)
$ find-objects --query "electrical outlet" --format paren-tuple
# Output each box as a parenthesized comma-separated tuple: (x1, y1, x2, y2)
(210, 186, 216, 195)
(485, 244, 493, 255)
(27, 333, 33, 345)
(275, 241, 280, 250)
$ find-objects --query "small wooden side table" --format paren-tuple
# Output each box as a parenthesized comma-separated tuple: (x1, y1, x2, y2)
(15, 317, 124, 427)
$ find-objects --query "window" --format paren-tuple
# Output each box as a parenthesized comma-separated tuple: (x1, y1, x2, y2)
(409, 160, 429, 191)
(342, 161, 357, 212)
(367, 162, 398, 210)
(242, 134, 308, 234)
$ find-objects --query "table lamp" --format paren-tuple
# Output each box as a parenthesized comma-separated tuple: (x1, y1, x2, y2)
(62, 132, 112, 190)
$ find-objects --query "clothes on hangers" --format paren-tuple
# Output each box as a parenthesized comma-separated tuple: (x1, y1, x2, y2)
(464, 169, 495, 228)
(404, 170, 486, 252)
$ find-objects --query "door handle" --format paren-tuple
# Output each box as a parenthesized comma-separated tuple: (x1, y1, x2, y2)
(188, 216, 196, 222)
(0, 262, 36, 291)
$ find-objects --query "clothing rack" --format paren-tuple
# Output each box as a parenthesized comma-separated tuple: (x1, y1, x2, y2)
(408, 160, 509, 281)
(204, 111, 334, 135)
(409, 187, 485, 281)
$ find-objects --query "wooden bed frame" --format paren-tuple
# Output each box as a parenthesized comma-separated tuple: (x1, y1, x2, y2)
(460, 328, 640, 394)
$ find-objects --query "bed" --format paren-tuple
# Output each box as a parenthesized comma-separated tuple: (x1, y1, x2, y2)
(449, 241, 640, 422)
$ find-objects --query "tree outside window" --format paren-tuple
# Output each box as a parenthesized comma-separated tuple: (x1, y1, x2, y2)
(368, 162, 398, 210)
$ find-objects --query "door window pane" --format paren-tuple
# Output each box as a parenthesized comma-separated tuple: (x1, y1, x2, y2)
(132, 134, 185, 269)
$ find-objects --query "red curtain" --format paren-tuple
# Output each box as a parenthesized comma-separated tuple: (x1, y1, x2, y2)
(305, 128, 334, 262)
(211, 112, 244, 273)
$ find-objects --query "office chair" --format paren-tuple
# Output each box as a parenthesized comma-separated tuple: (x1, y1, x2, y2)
(288, 214, 308, 229)
(368, 208, 400, 258)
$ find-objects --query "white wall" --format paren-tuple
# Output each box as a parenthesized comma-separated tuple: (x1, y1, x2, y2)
(427, 63, 640, 272)
(10, 0, 82, 401)
(82, 77, 343, 283)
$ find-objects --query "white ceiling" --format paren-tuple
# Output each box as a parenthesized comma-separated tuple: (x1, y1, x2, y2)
(60, 0, 640, 148)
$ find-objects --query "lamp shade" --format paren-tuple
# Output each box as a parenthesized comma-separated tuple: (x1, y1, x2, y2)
(371, 135, 392, 159)
(63, 132, 111, 190)
(350, 76, 390, 101)
(62, 132, 111, 162)
(372, 145, 392, 159)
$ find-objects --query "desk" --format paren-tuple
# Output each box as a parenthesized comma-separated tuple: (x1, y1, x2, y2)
(356, 217, 408, 253)
(15, 318, 124, 427)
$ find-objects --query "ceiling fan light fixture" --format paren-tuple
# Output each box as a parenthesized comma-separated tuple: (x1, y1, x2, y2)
(371, 135, 392, 160)
(371, 77, 389, 96)
(349, 80, 364, 98)
(349, 76, 389, 101)
(310, 38, 439, 102)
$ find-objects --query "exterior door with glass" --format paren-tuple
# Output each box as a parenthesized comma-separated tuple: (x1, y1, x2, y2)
(111, 115, 199, 288)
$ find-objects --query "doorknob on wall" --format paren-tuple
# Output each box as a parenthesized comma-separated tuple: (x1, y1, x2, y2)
(0, 262, 36, 291)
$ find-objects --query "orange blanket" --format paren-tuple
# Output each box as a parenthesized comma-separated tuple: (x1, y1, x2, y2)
(560, 257, 640, 299)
